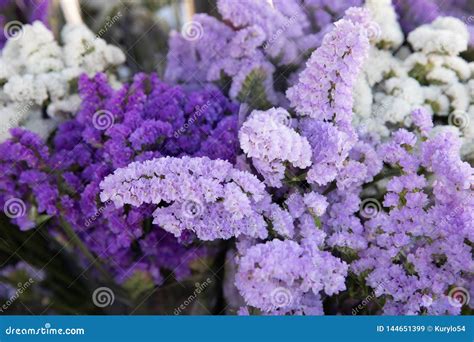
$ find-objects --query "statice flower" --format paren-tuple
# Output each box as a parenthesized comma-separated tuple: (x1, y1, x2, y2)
(100, 156, 349, 315)
(352, 110, 473, 315)
(233, 188, 349, 315)
(353, 3, 474, 158)
(287, 7, 373, 121)
(408, 17, 469, 55)
(0, 128, 57, 230)
(0, 73, 239, 285)
(165, 0, 360, 109)
(394, 0, 474, 46)
(239, 107, 312, 187)
(287, 7, 375, 187)
(235, 239, 347, 315)
(100, 156, 269, 241)
(0, 21, 125, 142)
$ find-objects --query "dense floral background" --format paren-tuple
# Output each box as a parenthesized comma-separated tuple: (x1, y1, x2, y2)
(0, 0, 472, 315)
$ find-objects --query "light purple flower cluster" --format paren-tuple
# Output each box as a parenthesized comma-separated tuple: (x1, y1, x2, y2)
(165, 0, 359, 108)
(239, 107, 312, 187)
(1, 1, 473, 316)
(353, 108, 473, 315)
(235, 239, 347, 315)
(100, 156, 269, 241)
(99, 154, 350, 314)
(287, 7, 378, 188)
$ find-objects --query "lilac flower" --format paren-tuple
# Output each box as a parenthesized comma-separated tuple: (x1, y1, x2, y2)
(287, 8, 376, 189)
(411, 107, 433, 137)
(353, 110, 474, 315)
(239, 107, 312, 187)
(235, 239, 347, 315)
(100, 156, 269, 241)
(165, 0, 356, 108)
(287, 7, 373, 122)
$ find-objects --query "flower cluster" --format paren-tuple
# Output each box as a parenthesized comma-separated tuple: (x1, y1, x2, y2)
(394, 0, 474, 46)
(165, 0, 360, 109)
(100, 156, 269, 241)
(239, 107, 312, 187)
(353, 108, 473, 315)
(0, 0, 472, 316)
(0, 21, 125, 142)
(0, 73, 239, 285)
(353, 1, 474, 158)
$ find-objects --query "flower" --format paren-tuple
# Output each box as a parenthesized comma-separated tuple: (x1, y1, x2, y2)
(239, 107, 312, 187)
(100, 156, 269, 241)
(0, 21, 125, 142)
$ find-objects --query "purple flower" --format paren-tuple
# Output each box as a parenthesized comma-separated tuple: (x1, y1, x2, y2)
(100, 156, 269, 241)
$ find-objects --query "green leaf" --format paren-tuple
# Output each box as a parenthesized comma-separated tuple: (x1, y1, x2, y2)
(237, 68, 273, 110)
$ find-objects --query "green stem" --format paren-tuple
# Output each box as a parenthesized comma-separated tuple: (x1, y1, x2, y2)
(58, 218, 113, 283)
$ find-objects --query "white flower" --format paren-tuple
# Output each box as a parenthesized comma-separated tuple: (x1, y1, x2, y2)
(353, 75, 373, 118)
(353, 12, 473, 158)
(408, 17, 469, 55)
(4, 75, 48, 104)
(365, 0, 404, 50)
(0, 21, 125, 142)
(62, 24, 125, 74)
(445, 83, 469, 111)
